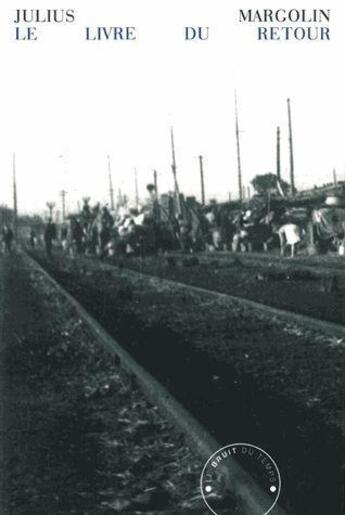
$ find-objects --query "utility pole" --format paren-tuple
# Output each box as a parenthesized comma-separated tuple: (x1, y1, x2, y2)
(276, 126, 281, 180)
(198, 155, 206, 205)
(107, 154, 115, 211)
(333, 168, 337, 187)
(60, 189, 67, 221)
(287, 98, 295, 194)
(134, 167, 139, 208)
(12, 153, 18, 236)
(118, 188, 122, 207)
(152, 169, 160, 222)
(153, 169, 158, 197)
(235, 91, 243, 203)
(170, 126, 182, 214)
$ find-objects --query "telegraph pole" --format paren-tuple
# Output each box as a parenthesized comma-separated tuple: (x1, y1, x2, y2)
(198, 155, 206, 205)
(276, 126, 281, 180)
(60, 190, 67, 221)
(170, 126, 181, 214)
(333, 168, 337, 187)
(153, 169, 160, 222)
(134, 167, 139, 208)
(12, 153, 18, 236)
(153, 169, 158, 197)
(118, 188, 122, 207)
(287, 98, 295, 194)
(107, 154, 115, 211)
(235, 91, 243, 203)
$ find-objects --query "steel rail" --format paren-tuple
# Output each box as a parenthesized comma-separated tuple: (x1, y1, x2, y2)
(85, 256, 345, 340)
(179, 250, 345, 277)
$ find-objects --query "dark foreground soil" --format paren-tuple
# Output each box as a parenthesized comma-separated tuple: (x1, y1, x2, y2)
(0, 253, 216, 514)
(31, 250, 345, 515)
(105, 252, 345, 325)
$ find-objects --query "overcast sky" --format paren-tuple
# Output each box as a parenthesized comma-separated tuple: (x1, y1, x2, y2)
(1, 0, 344, 214)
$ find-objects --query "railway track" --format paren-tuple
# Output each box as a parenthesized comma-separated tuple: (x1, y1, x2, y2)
(57, 249, 345, 338)
(194, 250, 345, 277)
(29, 249, 345, 515)
(24, 251, 288, 515)
(112, 260, 345, 339)
(99, 250, 345, 327)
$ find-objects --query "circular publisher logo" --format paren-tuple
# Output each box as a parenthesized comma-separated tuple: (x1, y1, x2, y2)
(200, 443, 281, 515)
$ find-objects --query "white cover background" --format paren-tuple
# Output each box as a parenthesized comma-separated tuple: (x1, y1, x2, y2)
(0, 0, 343, 213)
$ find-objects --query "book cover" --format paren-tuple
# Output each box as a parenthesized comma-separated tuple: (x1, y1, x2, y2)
(0, 1, 343, 514)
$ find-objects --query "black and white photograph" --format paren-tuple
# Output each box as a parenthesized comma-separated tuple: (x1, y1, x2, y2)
(0, 1, 344, 514)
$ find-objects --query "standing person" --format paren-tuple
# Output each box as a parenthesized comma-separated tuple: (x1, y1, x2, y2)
(72, 218, 84, 254)
(177, 215, 192, 253)
(60, 224, 69, 252)
(44, 218, 56, 258)
(278, 222, 302, 258)
(2, 225, 14, 253)
(29, 228, 37, 249)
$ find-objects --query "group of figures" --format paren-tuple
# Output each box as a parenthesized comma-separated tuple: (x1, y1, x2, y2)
(32, 196, 316, 260)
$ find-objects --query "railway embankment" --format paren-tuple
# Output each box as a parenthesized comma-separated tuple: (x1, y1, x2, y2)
(0, 253, 210, 514)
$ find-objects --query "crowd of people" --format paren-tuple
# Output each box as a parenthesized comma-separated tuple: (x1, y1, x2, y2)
(7, 191, 345, 260)
(29, 197, 308, 260)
